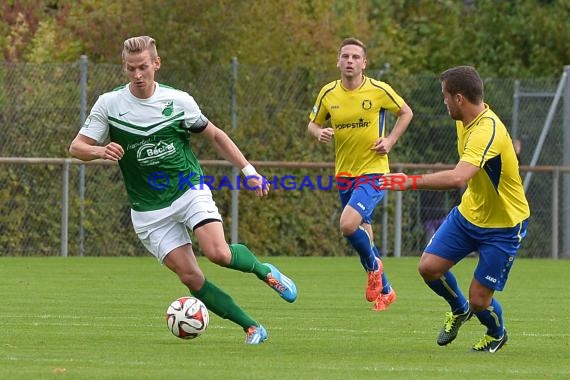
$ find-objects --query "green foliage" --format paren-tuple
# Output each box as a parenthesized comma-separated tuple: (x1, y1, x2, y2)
(0, 168, 30, 252)
(2, 0, 569, 76)
(25, 17, 82, 62)
(0, 62, 80, 157)
(67, 164, 142, 257)
(462, 0, 570, 77)
(0, 165, 62, 256)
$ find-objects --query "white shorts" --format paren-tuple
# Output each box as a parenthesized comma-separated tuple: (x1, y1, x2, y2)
(131, 188, 222, 263)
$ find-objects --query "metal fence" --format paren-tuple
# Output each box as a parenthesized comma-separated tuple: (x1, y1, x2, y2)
(1, 60, 569, 258)
(0, 158, 569, 259)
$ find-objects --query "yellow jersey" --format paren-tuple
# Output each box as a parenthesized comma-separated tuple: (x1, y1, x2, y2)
(457, 104, 530, 227)
(309, 76, 405, 176)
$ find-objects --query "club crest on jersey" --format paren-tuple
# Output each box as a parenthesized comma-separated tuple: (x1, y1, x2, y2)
(362, 100, 372, 110)
(162, 101, 174, 117)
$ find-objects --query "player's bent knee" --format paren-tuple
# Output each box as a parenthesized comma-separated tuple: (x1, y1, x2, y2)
(205, 248, 231, 266)
(339, 222, 358, 236)
(468, 293, 492, 312)
(418, 263, 441, 281)
(468, 298, 488, 312)
(178, 272, 205, 292)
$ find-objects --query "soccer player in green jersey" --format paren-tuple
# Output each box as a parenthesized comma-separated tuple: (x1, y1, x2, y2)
(307, 38, 413, 311)
(385, 66, 530, 352)
(69, 36, 297, 345)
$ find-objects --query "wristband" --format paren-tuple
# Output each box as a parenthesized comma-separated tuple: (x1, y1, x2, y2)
(241, 164, 257, 177)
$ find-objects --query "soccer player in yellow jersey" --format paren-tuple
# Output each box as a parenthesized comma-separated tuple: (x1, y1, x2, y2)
(385, 66, 530, 352)
(308, 37, 413, 311)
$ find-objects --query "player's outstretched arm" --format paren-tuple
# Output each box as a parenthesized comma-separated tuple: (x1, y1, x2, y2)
(200, 121, 269, 197)
(384, 161, 479, 191)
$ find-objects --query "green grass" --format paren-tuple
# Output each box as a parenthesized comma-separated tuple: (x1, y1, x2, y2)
(0, 256, 569, 380)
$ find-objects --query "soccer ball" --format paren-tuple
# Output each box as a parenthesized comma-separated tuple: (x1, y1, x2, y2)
(166, 296, 209, 339)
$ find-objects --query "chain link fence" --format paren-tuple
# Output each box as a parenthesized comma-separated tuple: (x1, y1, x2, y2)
(1, 60, 569, 258)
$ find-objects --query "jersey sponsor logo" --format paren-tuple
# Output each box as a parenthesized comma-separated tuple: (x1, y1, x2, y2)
(330, 105, 340, 109)
(136, 141, 176, 166)
(162, 101, 174, 117)
(362, 99, 372, 110)
(119, 111, 129, 116)
(83, 116, 92, 128)
(335, 118, 370, 130)
(357, 202, 366, 211)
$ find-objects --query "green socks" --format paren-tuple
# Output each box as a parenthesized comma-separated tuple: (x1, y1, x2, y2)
(228, 243, 270, 281)
(189, 244, 270, 330)
(191, 279, 257, 330)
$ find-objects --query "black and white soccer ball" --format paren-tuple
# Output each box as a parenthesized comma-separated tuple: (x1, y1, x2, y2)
(166, 297, 209, 339)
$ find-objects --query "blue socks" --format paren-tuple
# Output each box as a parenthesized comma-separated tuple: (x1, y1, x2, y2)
(474, 298, 504, 338)
(346, 227, 393, 294)
(373, 245, 391, 293)
(425, 271, 469, 314)
(345, 227, 377, 272)
(427, 272, 505, 338)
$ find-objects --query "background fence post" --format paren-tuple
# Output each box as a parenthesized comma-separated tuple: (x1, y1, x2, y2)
(230, 57, 239, 244)
(524, 69, 567, 191)
(552, 168, 559, 259)
(61, 159, 70, 257)
(512, 79, 520, 139)
(393, 165, 403, 258)
(78, 55, 88, 256)
(563, 65, 570, 258)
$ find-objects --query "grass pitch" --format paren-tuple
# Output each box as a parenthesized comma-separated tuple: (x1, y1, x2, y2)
(0, 256, 569, 380)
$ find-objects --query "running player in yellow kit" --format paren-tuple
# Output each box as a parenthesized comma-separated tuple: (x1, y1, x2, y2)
(385, 66, 530, 352)
(308, 37, 413, 310)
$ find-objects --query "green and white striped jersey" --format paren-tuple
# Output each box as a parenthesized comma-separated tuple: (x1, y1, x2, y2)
(80, 83, 209, 211)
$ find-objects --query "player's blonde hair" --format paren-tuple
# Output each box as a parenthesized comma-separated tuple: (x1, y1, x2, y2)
(122, 36, 158, 61)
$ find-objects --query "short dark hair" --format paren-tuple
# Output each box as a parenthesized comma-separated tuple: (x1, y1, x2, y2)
(440, 65, 484, 104)
(339, 37, 367, 57)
